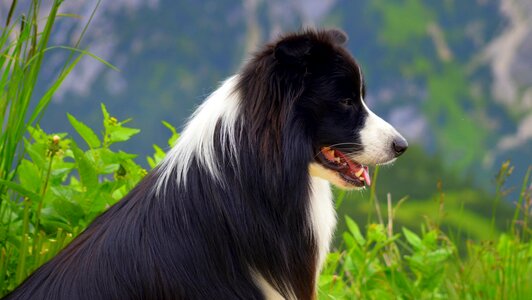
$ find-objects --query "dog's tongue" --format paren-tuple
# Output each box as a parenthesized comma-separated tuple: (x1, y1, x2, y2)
(346, 163, 371, 187)
(362, 166, 371, 186)
(335, 150, 371, 186)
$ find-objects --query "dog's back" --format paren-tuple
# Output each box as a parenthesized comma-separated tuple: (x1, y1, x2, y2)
(5, 172, 266, 300)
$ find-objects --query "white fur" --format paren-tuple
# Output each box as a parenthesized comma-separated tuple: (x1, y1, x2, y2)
(254, 175, 336, 300)
(155, 76, 242, 193)
(253, 274, 288, 300)
(354, 98, 404, 165)
(308, 176, 336, 271)
(312, 97, 404, 188)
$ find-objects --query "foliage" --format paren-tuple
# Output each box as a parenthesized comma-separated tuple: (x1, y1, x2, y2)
(0, 105, 178, 292)
(0, 104, 173, 292)
(0, 0, 113, 291)
(319, 217, 454, 299)
(1, 0, 78, 205)
(318, 164, 532, 300)
(319, 214, 532, 299)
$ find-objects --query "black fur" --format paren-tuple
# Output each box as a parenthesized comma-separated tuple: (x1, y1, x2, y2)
(4, 29, 369, 300)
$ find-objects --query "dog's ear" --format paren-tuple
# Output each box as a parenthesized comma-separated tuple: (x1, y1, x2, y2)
(273, 35, 312, 66)
(326, 28, 348, 45)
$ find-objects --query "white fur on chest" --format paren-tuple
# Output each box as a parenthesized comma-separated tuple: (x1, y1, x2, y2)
(255, 176, 336, 300)
(308, 176, 337, 271)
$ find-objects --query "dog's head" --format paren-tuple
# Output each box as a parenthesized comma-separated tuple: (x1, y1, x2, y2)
(272, 29, 408, 190)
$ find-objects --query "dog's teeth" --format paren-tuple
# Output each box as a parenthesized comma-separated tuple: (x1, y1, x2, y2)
(359, 176, 365, 181)
(355, 169, 364, 177)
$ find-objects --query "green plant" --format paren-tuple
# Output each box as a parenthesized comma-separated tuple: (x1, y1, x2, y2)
(0, 0, 112, 206)
(318, 163, 532, 300)
(0, 104, 179, 294)
(2, 0, 69, 199)
(0, 0, 113, 292)
(319, 217, 455, 299)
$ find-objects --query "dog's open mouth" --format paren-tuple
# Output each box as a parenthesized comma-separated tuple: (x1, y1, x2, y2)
(316, 147, 371, 187)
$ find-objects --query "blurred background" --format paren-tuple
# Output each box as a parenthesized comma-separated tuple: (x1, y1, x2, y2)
(1, 0, 531, 240)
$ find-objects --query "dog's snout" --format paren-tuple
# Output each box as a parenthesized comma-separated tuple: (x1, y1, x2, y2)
(392, 137, 408, 157)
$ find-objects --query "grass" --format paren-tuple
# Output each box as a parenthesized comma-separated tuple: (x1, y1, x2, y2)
(0, 0, 109, 292)
(1, 0, 77, 192)
(0, 0, 531, 298)
(319, 164, 531, 300)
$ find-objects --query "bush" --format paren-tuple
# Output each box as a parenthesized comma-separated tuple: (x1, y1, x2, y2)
(319, 165, 532, 299)
(0, 104, 179, 292)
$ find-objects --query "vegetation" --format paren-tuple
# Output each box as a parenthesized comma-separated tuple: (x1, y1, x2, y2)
(0, 0, 111, 292)
(0, 104, 174, 292)
(1, 0, 531, 299)
(320, 164, 531, 299)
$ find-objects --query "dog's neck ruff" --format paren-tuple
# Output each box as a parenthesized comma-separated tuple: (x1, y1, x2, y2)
(155, 76, 242, 194)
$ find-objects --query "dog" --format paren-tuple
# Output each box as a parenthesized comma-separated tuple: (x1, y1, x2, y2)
(4, 29, 407, 300)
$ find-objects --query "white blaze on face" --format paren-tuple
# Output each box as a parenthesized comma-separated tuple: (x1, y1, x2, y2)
(354, 97, 405, 165)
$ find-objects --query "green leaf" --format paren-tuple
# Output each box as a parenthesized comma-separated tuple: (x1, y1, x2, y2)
(367, 223, 387, 243)
(18, 159, 42, 193)
(384, 269, 414, 297)
(422, 230, 438, 248)
(108, 126, 140, 143)
(67, 113, 101, 148)
(0, 179, 42, 202)
(39, 207, 72, 232)
(318, 274, 336, 286)
(345, 215, 366, 246)
(100, 104, 140, 145)
(51, 198, 85, 226)
(402, 227, 423, 250)
(342, 231, 356, 249)
(147, 144, 167, 168)
(45, 46, 119, 71)
(101, 103, 110, 121)
(162, 120, 180, 147)
(24, 137, 46, 169)
(70, 142, 98, 189)
(426, 248, 453, 264)
(115, 151, 137, 161)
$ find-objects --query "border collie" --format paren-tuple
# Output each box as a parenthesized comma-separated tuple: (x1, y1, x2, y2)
(5, 29, 407, 300)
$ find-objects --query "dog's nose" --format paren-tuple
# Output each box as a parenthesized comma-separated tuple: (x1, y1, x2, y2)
(392, 137, 408, 157)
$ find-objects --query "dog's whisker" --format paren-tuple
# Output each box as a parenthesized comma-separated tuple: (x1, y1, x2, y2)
(326, 142, 364, 148)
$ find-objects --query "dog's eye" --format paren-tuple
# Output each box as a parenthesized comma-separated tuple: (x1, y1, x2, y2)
(340, 98, 354, 106)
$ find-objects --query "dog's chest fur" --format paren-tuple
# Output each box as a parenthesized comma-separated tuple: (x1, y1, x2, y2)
(258, 176, 335, 300)
(308, 176, 336, 272)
